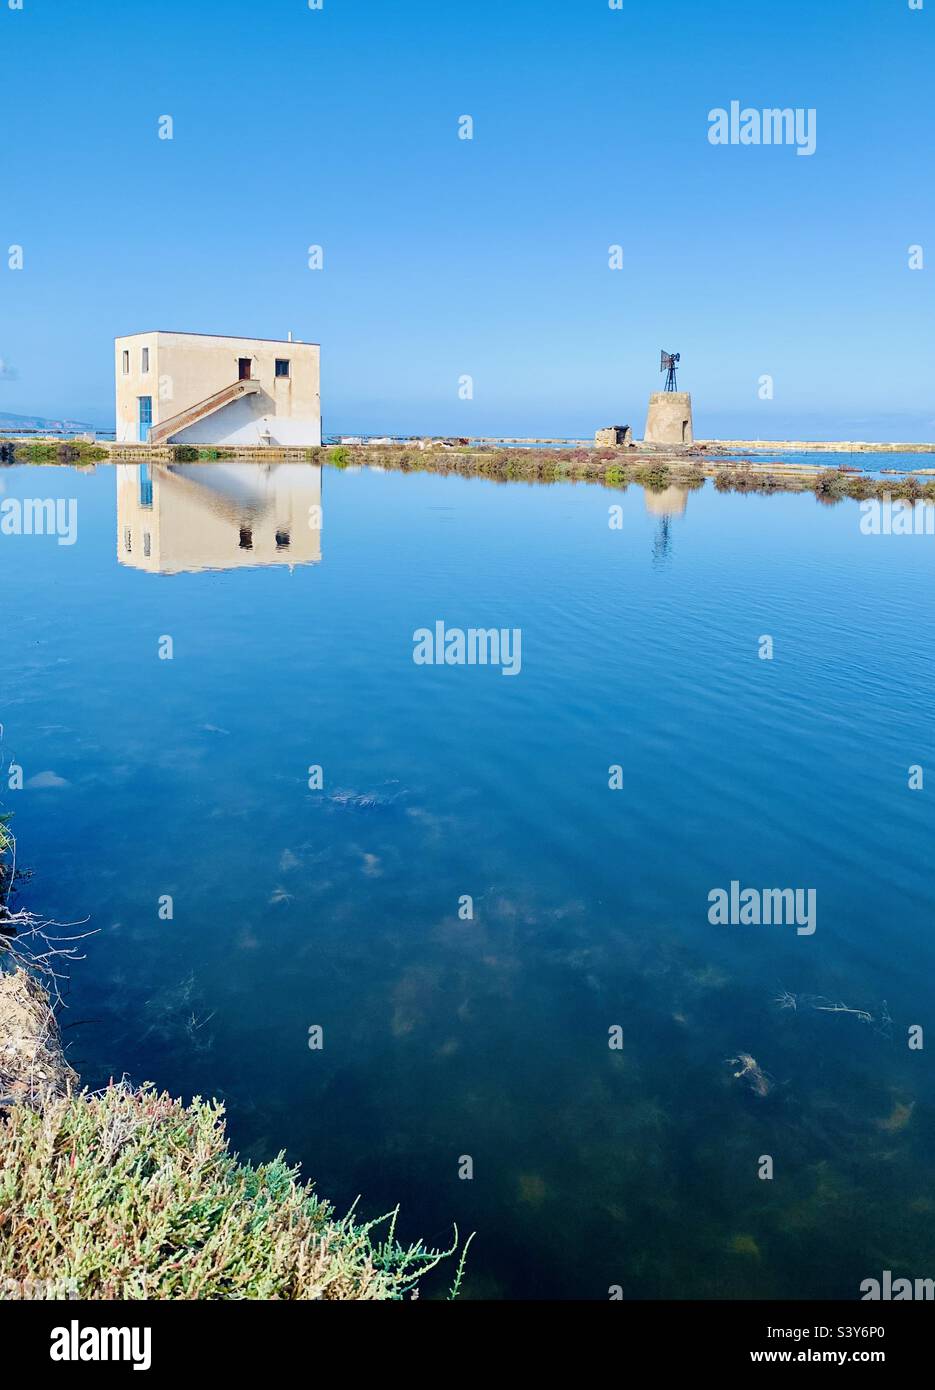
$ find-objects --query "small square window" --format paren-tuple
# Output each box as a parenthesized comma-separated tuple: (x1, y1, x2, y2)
(141, 347, 150, 373)
(275, 359, 290, 378)
(122, 350, 130, 374)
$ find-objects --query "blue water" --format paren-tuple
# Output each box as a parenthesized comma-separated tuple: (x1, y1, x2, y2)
(2, 461, 934, 1299)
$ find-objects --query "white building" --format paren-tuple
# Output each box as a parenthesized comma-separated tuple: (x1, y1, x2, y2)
(114, 331, 321, 446)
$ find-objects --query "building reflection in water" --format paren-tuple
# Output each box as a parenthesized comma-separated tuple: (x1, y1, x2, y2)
(643, 484, 690, 564)
(116, 462, 322, 574)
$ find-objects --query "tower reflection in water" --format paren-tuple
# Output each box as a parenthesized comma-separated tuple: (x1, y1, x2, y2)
(643, 483, 689, 564)
(116, 462, 322, 574)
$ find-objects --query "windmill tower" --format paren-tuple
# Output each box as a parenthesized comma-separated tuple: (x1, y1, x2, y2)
(644, 350, 694, 446)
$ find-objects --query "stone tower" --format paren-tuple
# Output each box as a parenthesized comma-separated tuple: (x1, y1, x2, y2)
(644, 391, 693, 446)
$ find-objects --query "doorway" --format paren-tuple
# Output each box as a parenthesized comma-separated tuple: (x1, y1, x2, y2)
(238, 358, 252, 380)
(138, 396, 152, 442)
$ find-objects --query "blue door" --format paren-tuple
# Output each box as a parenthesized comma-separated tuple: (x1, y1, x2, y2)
(138, 396, 153, 442)
(138, 464, 153, 507)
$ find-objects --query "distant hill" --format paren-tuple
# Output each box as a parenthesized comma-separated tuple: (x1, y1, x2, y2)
(0, 410, 98, 434)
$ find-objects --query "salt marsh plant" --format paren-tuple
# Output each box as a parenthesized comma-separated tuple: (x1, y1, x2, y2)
(0, 1079, 469, 1300)
(633, 463, 671, 490)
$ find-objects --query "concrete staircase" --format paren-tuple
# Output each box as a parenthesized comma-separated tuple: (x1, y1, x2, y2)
(149, 378, 261, 445)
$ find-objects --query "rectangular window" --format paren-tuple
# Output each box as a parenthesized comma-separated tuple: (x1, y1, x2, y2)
(122, 350, 130, 374)
(141, 347, 150, 373)
(275, 359, 290, 378)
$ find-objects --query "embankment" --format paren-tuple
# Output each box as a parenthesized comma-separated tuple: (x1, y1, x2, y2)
(4, 436, 935, 503)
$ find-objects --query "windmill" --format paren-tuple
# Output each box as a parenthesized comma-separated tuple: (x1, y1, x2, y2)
(660, 350, 680, 392)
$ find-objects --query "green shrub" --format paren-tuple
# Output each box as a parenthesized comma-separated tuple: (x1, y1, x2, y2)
(16, 441, 107, 465)
(0, 1082, 469, 1300)
(329, 446, 350, 468)
(172, 445, 199, 462)
(634, 464, 671, 490)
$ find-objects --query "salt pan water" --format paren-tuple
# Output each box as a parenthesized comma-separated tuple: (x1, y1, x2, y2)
(2, 460, 934, 1299)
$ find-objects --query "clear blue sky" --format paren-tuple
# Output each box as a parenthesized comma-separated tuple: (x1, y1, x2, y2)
(2, 0, 933, 439)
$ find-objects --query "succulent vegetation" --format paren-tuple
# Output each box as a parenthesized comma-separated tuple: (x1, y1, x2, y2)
(0, 1079, 470, 1300)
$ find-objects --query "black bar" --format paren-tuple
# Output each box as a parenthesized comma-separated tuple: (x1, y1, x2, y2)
(3, 1298, 930, 1376)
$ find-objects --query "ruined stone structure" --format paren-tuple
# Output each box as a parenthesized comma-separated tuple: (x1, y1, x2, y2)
(595, 425, 632, 447)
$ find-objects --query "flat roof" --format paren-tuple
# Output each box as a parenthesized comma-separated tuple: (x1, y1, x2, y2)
(115, 331, 319, 346)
